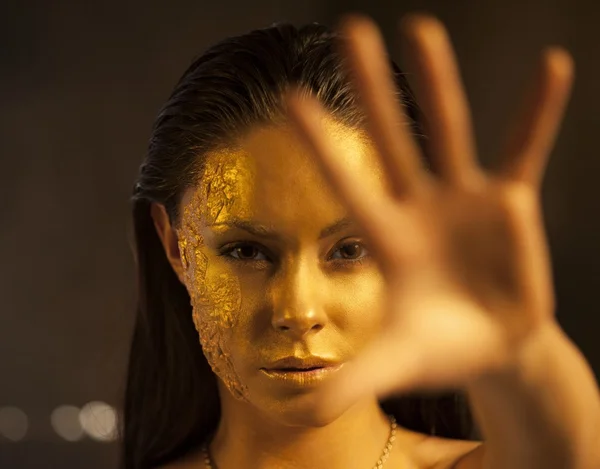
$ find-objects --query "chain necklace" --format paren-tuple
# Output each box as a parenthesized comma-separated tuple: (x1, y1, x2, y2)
(200, 414, 397, 469)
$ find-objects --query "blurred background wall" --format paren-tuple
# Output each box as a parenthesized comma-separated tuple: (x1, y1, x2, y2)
(0, 0, 598, 467)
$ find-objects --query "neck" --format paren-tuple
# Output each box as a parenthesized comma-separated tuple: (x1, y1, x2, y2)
(208, 391, 395, 469)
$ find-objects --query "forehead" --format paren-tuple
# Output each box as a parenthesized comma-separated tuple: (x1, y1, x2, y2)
(183, 120, 387, 230)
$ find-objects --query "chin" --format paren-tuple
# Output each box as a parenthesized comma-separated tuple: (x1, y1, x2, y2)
(253, 387, 351, 428)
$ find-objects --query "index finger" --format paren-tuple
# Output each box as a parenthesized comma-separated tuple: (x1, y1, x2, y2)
(285, 89, 411, 272)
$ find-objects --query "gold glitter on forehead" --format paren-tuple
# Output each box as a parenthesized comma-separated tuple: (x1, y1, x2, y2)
(176, 156, 251, 401)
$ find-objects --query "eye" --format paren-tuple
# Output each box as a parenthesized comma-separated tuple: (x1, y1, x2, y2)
(220, 242, 269, 262)
(329, 241, 369, 262)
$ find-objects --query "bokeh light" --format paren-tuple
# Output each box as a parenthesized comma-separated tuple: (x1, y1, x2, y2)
(79, 401, 117, 442)
(0, 407, 28, 441)
(51, 405, 84, 441)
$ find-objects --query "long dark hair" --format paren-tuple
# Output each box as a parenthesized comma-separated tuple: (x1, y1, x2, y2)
(122, 21, 476, 469)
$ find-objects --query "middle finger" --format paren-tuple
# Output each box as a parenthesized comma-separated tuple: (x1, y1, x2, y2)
(401, 15, 482, 186)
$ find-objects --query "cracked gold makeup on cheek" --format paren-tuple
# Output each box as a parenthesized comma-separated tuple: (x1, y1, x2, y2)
(177, 157, 252, 401)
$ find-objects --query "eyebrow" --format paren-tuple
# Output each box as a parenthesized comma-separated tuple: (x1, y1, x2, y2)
(209, 216, 356, 240)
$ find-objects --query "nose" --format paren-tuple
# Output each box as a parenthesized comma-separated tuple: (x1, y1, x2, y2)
(270, 259, 326, 339)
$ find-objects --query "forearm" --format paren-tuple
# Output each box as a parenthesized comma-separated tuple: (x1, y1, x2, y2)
(465, 321, 600, 469)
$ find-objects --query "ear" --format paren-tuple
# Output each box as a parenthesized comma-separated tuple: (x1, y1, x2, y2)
(150, 202, 186, 285)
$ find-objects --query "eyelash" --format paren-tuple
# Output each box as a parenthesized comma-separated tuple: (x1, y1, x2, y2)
(218, 240, 370, 267)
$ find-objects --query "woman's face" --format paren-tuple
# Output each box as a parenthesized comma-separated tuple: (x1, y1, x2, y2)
(177, 119, 389, 425)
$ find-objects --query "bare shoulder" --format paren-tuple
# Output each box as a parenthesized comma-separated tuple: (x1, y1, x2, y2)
(403, 429, 484, 469)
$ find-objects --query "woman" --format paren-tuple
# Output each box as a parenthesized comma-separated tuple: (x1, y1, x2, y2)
(123, 12, 600, 469)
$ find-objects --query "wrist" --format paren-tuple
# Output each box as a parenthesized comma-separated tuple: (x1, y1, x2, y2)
(468, 318, 562, 387)
(465, 319, 600, 469)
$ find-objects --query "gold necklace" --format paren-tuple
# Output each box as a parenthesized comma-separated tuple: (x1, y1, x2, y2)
(200, 414, 397, 469)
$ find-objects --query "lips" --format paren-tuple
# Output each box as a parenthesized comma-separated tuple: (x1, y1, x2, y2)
(260, 355, 344, 386)
(264, 355, 340, 371)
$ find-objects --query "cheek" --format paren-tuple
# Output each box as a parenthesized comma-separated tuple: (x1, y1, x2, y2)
(175, 157, 256, 401)
(178, 214, 250, 401)
(185, 247, 250, 400)
(332, 270, 387, 343)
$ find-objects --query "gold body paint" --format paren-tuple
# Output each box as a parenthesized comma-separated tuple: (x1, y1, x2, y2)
(178, 156, 253, 401)
(173, 121, 389, 419)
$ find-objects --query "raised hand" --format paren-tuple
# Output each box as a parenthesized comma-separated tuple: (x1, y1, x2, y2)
(285, 14, 574, 405)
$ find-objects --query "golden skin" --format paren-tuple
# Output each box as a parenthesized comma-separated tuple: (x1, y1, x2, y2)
(177, 119, 391, 420)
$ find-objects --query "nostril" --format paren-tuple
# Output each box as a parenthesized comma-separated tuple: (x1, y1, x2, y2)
(273, 321, 324, 334)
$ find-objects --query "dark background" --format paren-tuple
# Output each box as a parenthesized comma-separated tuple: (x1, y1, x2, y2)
(1, 0, 598, 468)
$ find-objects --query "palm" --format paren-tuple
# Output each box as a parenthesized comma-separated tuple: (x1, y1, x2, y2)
(285, 14, 573, 403)
(375, 178, 550, 393)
